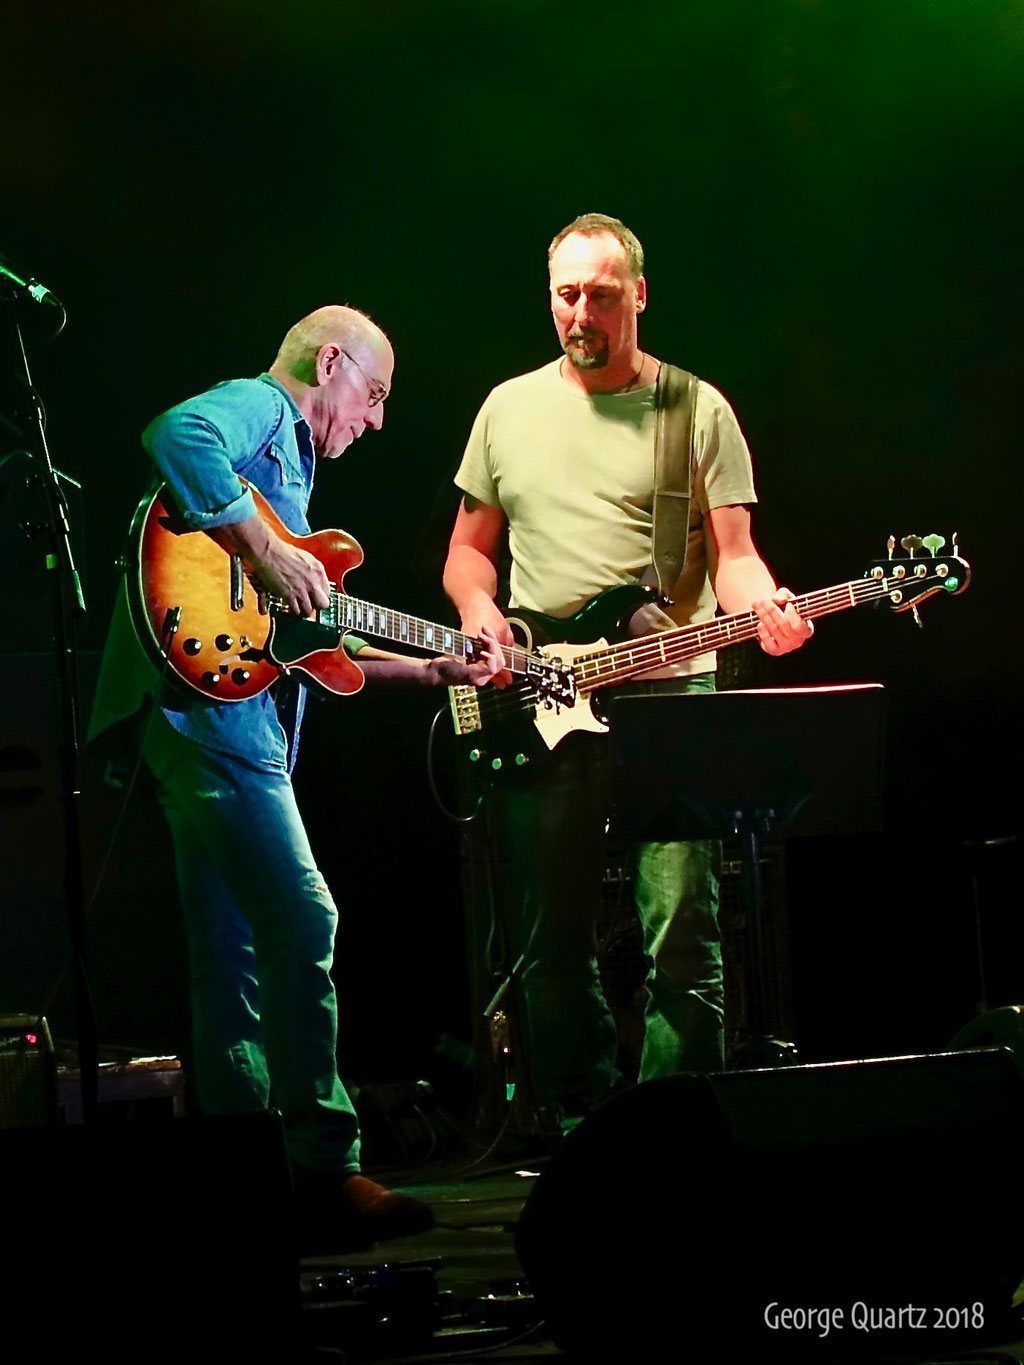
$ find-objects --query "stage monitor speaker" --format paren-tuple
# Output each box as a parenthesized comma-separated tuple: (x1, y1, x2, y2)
(951, 1005, 1024, 1068)
(0, 1111, 299, 1355)
(515, 1049, 1024, 1361)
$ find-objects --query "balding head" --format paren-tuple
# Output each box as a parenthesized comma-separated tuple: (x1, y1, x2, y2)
(271, 305, 389, 386)
(270, 304, 395, 459)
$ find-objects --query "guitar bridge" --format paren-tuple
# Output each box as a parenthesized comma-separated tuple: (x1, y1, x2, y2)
(449, 685, 482, 736)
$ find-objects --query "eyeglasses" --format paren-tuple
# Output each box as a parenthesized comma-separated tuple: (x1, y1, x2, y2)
(340, 350, 389, 408)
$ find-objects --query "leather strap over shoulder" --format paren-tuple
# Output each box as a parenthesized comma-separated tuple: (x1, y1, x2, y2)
(650, 363, 699, 599)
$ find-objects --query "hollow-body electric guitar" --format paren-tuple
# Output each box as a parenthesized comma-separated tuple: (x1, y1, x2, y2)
(449, 535, 970, 776)
(128, 482, 569, 702)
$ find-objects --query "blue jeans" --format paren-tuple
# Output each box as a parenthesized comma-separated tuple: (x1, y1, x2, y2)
(492, 674, 723, 1113)
(143, 712, 360, 1173)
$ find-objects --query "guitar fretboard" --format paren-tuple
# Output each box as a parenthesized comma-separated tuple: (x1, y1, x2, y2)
(329, 592, 552, 680)
(573, 577, 891, 689)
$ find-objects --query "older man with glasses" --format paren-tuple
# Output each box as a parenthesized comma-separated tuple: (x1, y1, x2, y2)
(90, 305, 501, 1251)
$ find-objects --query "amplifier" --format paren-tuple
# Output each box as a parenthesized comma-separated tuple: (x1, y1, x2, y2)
(0, 1014, 56, 1128)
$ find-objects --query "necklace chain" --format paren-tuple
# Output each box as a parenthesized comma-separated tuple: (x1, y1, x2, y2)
(622, 352, 646, 391)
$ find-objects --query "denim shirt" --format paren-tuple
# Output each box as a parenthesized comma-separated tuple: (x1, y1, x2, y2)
(89, 374, 318, 773)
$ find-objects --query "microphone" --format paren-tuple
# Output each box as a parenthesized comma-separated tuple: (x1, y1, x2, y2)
(0, 253, 63, 309)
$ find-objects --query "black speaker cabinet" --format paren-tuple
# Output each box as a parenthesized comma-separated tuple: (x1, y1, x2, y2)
(515, 1049, 1024, 1361)
(0, 1014, 56, 1127)
(0, 1111, 298, 1355)
(0, 651, 186, 1049)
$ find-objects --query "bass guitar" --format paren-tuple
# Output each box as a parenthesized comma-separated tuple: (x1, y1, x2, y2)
(128, 481, 569, 702)
(449, 534, 970, 775)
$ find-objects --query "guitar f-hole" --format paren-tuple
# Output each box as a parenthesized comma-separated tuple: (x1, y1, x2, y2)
(230, 554, 245, 611)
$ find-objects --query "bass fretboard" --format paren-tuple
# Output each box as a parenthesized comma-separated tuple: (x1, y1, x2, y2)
(573, 577, 889, 689)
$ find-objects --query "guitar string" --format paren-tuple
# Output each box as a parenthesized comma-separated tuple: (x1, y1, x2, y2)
(574, 582, 884, 686)
(273, 567, 949, 696)
(329, 591, 563, 677)
(264, 588, 552, 678)
(458, 583, 884, 709)
(451, 583, 886, 735)
(466, 572, 942, 695)
(571, 577, 909, 689)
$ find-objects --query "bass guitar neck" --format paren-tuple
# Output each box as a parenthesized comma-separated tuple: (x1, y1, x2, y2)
(450, 535, 970, 777)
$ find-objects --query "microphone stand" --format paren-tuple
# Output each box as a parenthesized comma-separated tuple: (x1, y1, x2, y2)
(2, 281, 97, 1123)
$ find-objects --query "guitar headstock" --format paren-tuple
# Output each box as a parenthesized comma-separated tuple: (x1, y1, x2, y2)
(865, 533, 971, 613)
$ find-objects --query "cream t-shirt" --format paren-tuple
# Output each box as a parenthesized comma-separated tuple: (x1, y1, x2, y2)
(454, 359, 757, 676)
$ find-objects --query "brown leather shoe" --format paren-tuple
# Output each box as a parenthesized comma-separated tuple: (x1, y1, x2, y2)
(294, 1169, 434, 1254)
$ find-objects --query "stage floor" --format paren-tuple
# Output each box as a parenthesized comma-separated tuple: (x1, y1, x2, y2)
(298, 1156, 549, 1361)
(294, 1153, 1024, 1365)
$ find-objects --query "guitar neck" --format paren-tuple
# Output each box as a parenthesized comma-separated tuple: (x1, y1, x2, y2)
(331, 592, 542, 677)
(574, 577, 891, 689)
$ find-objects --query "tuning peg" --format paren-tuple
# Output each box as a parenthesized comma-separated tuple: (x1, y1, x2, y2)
(901, 535, 924, 557)
(922, 534, 945, 556)
(887, 535, 895, 560)
(912, 606, 923, 628)
(953, 530, 960, 555)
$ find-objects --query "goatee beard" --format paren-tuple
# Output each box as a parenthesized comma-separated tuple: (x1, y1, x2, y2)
(565, 334, 609, 370)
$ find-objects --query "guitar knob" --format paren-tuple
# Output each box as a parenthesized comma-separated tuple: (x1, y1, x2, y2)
(515, 753, 529, 767)
(231, 668, 250, 685)
(491, 757, 503, 771)
(183, 638, 202, 656)
(201, 672, 220, 689)
(469, 749, 482, 763)
(215, 634, 234, 652)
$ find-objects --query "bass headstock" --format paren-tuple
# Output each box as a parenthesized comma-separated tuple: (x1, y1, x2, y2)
(865, 533, 971, 617)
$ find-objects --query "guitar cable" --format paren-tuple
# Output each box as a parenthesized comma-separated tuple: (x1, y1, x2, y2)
(425, 671, 553, 1150)
(426, 701, 484, 823)
(445, 779, 553, 1163)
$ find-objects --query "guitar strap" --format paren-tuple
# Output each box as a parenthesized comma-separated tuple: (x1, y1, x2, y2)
(647, 362, 699, 599)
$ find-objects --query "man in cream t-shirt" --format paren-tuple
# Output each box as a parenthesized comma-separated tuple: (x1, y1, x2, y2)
(444, 213, 812, 1125)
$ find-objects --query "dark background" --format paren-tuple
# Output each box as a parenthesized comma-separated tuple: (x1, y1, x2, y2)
(1, 1, 1020, 1083)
